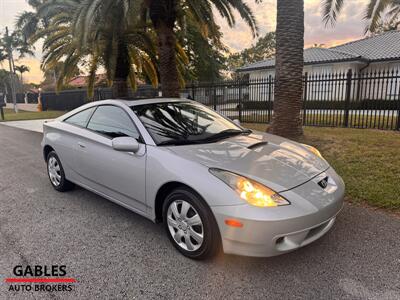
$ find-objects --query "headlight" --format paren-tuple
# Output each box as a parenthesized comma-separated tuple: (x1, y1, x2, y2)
(302, 144, 323, 158)
(209, 169, 290, 207)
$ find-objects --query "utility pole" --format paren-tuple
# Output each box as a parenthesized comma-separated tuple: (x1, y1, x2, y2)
(5, 26, 18, 113)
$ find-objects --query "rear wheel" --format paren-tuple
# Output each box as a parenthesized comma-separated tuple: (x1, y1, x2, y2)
(47, 151, 74, 192)
(163, 188, 221, 259)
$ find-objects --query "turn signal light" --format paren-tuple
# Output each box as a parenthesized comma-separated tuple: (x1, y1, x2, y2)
(225, 219, 243, 228)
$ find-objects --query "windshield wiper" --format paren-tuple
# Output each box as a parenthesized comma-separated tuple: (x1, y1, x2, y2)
(157, 139, 202, 146)
(200, 129, 252, 143)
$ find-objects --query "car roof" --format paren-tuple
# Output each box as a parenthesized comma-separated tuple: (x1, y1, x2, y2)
(113, 98, 191, 107)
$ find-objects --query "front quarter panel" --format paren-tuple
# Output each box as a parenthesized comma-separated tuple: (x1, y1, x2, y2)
(146, 146, 244, 220)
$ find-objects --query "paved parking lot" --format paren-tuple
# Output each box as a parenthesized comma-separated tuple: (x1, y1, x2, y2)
(0, 125, 399, 299)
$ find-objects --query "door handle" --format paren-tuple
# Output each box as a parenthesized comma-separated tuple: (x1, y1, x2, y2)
(78, 142, 86, 148)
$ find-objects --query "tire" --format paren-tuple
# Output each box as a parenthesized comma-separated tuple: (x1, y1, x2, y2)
(46, 151, 74, 192)
(163, 187, 221, 259)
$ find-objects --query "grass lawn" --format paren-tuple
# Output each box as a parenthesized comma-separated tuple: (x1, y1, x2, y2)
(244, 123, 400, 211)
(0, 108, 65, 122)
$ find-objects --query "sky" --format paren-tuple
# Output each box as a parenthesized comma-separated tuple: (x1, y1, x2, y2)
(0, 0, 370, 84)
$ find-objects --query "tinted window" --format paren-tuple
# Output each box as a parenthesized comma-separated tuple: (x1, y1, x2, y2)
(132, 102, 246, 145)
(64, 107, 95, 127)
(87, 105, 139, 139)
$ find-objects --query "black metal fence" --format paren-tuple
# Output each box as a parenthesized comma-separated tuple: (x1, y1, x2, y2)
(41, 85, 159, 111)
(187, 69, 400, 130)
(9, 68, 399, 130)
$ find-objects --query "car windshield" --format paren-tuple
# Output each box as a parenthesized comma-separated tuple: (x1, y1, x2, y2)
(131, 101, 250, 146)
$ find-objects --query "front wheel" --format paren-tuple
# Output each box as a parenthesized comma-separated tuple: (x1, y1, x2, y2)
(163, 188, 221, 259)
(47, 151, 74, 192)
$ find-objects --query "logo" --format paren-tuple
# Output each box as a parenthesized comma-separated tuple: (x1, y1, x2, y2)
(4, 265, 76, 293)
(318, 177, 329, 189)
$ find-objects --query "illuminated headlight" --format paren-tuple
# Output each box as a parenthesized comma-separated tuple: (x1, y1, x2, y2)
(302, 144, 323, 159)
(209, 169, 290, 207)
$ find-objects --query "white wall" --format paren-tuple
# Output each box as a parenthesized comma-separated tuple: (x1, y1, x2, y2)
(243, 60, 400, 101)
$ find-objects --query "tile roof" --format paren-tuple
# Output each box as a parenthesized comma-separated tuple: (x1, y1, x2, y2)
(331, 30, 400, 61)
(238, 30, 400, 72)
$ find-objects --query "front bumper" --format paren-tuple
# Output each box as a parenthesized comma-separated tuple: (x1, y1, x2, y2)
(211, 167, 345, 257)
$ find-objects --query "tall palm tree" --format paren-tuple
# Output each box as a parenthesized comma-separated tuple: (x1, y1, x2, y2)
(269, 0, 304, 138)
(73, 0, 257, 97)
(14, 65, 30, 83)
(141, 0, 258, 97)
(16, 0, 48, 41)
(31, 0, 159, 99)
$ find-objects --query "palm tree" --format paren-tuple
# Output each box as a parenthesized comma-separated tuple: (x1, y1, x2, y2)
(0, 69, 11, 98)
(269, 0, 304, 138)
(16, 0, 48, 41)
(14, 65, 30, 83)
(141, 0, 258, 97)
(322, 0, 400, 33)
(30, 0, 159, 99)
(73, 0, 257, 97)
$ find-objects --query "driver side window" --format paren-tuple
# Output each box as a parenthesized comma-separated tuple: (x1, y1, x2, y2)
(87, 105, 140, 139)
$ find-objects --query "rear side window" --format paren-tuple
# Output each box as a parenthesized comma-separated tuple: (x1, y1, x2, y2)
(64, 107, 95, 127)
(87, 105, 139, 139)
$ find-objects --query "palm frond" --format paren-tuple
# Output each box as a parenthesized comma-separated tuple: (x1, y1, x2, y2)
(322, 0, 344, 27)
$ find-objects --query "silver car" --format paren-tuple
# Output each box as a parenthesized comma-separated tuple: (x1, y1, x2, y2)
(41, 98, 344, 259)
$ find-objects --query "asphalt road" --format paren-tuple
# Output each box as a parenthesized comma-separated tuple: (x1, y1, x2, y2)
(0, 125, 399, 300)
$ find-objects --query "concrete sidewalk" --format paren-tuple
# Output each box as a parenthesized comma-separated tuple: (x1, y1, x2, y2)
(6, 103, 39, 112)
(0, 119, 50, 133)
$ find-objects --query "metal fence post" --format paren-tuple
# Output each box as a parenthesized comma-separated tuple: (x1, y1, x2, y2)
(267, 75, 272, 123)
(238, 79, 242, 122)
(344, 69, 353, 127)
(303, 72, 308, 125)
(397, 88, 400, 131)
(191, 82, 196, 100)
(213, 82, 217, 110)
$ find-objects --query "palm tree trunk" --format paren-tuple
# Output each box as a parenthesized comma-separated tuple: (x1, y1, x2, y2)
(150, 0, 180, 98)
(112, 41, 130, 99)
(154, 22, 180, 97)
(270, 0, 304, 138)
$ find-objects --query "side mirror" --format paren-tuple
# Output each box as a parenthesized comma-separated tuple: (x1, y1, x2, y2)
(233, 119, 241, 126)
(112, 137, 140, 153)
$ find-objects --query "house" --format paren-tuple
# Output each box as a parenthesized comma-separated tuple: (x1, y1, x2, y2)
(68, 74, 108, 88)
(235, 31, 400, 102)
(237, 30, 400, 78)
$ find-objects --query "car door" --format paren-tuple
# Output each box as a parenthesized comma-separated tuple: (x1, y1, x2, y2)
(75, 104, 147, 213)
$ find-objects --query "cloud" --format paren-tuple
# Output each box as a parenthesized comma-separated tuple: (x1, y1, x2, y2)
(216, 0, 370, 52)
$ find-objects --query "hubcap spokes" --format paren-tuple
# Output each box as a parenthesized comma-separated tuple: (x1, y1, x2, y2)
(48, 157, 61, 186)
(167, 200, 204, 251)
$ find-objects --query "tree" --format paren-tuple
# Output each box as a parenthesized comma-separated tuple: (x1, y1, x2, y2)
(178, 14, 228, 82)
(140, 0, 258, 97)
(225, 32, 276, 76)
(0, 69, 11, 99)
(14, 65, 30, 83)
(269, 0, 304, 138)
(25, 0, 159, 99)
(74, 0, 257, 97)
(0, 28, 34, 111)
(322, 0, 400, 33)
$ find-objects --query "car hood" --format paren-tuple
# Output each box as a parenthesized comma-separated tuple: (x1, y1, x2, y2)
(168, 131, 329, 192)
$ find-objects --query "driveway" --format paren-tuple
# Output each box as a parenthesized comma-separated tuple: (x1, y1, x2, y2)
(0, 119, 50, 133)
(0, 125, 399, 299)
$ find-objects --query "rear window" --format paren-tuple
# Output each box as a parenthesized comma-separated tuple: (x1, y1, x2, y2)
(64, 107, 95, 127)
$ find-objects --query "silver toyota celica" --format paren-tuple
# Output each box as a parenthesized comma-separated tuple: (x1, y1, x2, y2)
(41, 98, 344, 259)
